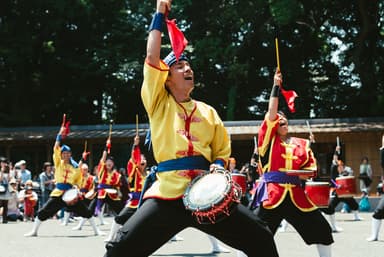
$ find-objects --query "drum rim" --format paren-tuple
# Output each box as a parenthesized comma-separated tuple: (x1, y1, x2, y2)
(336, 175, 355, 180)
(183, 172, 232, 211)
(305, 181, 329, 186)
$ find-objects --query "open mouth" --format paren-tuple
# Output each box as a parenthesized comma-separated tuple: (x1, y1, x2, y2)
(184, 76, 193, 81)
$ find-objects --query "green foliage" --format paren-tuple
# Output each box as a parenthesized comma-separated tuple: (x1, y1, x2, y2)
(0, 0, 382, 127)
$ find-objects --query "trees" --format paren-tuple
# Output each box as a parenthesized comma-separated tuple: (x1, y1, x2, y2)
(0, 0, 382, 126)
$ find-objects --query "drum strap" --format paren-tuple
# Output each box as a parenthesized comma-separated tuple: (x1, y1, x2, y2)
(250, 171, 301, 209)
(138, 155, 210, 207)
(56, 183, 72, 190)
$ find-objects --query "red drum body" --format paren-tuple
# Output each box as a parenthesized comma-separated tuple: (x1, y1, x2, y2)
(183, 169, 241, 224)
(62, 188, 80, 206)
(305, 181, 330, 208)
(231, 173, 247, 196)
(335, 176, 356, 198)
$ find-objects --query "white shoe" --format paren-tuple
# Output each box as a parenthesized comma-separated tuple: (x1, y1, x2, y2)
(366, 218, 381, 241)
(89, 217, 106, 236)
(61, 212, 71, 226)
(353, 211, 363, 221)
(24, 217, 42, 237)
(72, 218, 86, 231)
(104, 221, 122, 243)
(327, 214, 343, 233)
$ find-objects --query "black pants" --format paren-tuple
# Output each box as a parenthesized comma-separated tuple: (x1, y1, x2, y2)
(321, 194, 359, 215)
(96, 196, 124, 216)
(114, 206, 136, 225)
(254, 195, 334, 245)
(37, 196, 92, 221)
(373, 195, 384, 219)
(105, 198, 278, 257)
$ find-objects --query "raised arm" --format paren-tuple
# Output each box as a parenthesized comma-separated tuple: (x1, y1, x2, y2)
(146, 0, 171, 66)
(266, 69, 282, 122)
(54, 126, 66, 150)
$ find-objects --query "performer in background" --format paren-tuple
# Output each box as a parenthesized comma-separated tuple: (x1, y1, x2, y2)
(252, 68, 334, 257)
(71, 162, 97, 231)
(322, 145, 363, 232)
(93, 137, 125, 227)
(104, 135, 147, 242)
(366, 134, 384, 241)
(104, 1, 278, 256)
(24, 121, 104, 237)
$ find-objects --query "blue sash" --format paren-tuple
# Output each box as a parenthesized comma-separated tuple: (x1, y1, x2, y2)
(251, 171, 301, 208)
(56, 183, 72, 191)
(138, 155, 210, 207)
(97, 183, 113, 190)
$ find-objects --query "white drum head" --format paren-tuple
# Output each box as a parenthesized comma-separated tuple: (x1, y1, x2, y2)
(105, 188, 117, 194)
(62, 189, 78, 202)
(188, 173, 228, 207)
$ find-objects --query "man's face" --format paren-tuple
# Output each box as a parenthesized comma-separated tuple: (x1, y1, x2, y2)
(61, 151, 72, 162)
(81, 164, 89, 175)
(166, 60, 194, 95)
(140, 154, 147, 169)
(106, 159, 114, 170)
(277, 116, 289, 136)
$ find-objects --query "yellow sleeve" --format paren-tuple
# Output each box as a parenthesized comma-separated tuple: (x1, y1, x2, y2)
(53, 146, 61, 168)
(141, 61, 170, 117)
(73, 168, 82, 188)
(210, 110, 231, 167)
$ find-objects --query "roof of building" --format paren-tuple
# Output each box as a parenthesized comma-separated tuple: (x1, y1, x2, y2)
(0, 117, 382, 142)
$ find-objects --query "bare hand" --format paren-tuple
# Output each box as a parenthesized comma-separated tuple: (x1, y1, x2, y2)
(134, 135, 140, 146)
(157, 0, 172, 14)
(274, 69, 282, 86)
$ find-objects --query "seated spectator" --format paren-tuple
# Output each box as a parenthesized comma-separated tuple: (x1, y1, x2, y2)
(7, 178, 23, 221)
(19, 180, 38, 221)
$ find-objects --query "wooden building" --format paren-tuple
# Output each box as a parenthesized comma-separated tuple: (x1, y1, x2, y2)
(0, 117, 383, 193)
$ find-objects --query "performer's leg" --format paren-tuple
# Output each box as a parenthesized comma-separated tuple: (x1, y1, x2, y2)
(105, 207, 136, 242)
(104, 197, 124, 216)
(61, 211, 71, 226)
(342, 197, 362, 220)
(367, 196, 384, 241)
(24, 197, 64, 236)
(72, 217, 86, 230)
(284, 207, 334, 245)
(105, 199, 190, 257)
(324, 196, 342, 232)
(253, 204, 283, 234)
(71, 199, 105, 236)
(199, 204, 279, 257)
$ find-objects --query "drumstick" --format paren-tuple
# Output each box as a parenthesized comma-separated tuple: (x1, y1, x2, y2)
(84, 140, 87, 153)
(275, 38, 281, 71)
(136, 114, 139, 136)
(61, 113, 66, 127)
(336, 136, 340, 154)
(306, 120, 312, 135)
(108, 120, 113, 139)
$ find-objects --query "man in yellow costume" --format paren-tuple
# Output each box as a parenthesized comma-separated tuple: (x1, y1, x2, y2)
(104, 1, 278, 257)
(24, 123, 104, 237)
